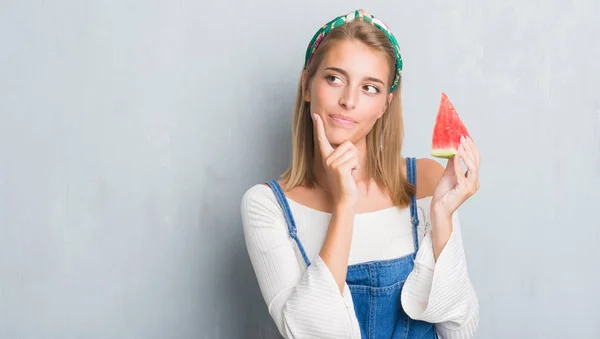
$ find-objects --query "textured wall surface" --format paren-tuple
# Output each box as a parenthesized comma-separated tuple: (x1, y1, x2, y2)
(1, 1, 599, 338)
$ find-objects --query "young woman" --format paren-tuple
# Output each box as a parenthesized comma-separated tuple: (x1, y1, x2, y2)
(241, 9, 480, 339)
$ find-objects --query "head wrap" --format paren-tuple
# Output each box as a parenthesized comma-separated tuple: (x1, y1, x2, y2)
(304, 9, 403, 93)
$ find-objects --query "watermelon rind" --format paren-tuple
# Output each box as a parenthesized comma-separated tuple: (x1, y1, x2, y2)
(431, 147, 456, 158)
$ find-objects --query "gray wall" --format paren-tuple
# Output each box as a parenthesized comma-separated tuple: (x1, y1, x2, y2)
(1, 0, 599, 338)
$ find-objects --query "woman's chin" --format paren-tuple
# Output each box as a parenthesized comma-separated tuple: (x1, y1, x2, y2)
(326, 133, 355, 147)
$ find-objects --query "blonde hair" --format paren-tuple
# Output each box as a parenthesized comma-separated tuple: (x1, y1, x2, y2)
(280, 19, 414, 208)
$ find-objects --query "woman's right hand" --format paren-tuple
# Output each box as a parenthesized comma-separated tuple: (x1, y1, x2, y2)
(312, 113, 359, 209)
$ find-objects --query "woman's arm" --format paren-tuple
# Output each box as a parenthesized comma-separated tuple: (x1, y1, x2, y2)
(319, 202, 356, 293)
(402, 207, 480, 338)
(241, 184, 361, 339)
(400, 158, 480, 339)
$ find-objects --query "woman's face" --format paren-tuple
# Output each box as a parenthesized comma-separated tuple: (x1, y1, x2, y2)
(305, 39, 393, 147)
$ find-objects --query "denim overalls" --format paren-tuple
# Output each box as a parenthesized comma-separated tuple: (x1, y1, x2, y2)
(266, 157, 437, 338)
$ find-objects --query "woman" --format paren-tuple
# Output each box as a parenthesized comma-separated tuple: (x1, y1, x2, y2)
(241, 9, 480, 339)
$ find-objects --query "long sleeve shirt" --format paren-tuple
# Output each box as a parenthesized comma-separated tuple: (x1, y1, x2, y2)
(241, 184, 479, 338)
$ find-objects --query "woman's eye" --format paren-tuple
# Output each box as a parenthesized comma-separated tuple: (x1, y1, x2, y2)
(364, 85, 380, 94)
(326, 75, 342, 84)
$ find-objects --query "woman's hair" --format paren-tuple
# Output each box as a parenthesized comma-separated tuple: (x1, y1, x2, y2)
(280, 19, 415, 208)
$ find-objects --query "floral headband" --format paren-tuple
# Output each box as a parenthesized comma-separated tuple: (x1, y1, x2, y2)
(303, 9, 403, 93)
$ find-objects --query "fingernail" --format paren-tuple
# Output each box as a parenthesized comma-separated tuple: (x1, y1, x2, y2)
(311, 113, 316, 121)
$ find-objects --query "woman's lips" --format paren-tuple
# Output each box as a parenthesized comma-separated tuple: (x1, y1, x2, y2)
(329, 114, 356, 127)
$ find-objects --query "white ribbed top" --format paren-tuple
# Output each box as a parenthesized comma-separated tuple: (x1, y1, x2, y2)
(241, 184, 480, 339)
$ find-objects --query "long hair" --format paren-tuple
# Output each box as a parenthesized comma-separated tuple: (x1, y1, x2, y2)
(280, 19, 414, 208)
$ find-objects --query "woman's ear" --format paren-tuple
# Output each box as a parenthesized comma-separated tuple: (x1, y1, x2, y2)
(301, 71, 311, 102)
(379, 93, 393, 118)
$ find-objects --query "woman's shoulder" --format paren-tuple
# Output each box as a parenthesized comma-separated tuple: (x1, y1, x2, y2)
(240, 183, 283, 219)
(241, 183, 275, 208)
(415, 157, 444, 199)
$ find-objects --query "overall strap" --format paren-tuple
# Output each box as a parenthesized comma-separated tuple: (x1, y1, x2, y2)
(265, 180, 312, 267)
(406, 157, 420, 252)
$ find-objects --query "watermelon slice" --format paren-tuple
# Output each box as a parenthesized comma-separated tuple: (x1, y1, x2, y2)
(431, 93, 470, 158)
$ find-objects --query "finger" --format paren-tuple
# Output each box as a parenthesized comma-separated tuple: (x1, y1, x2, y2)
(454, 148, 467, 187)
(465, 136, 480, 166)
(460, 137, 478, 170)
(331, 149, 359, 171)
(444, 155, 455, 176)
(337, 155, 361, 178)
(313, 113, 335, 157)
(328, 141, 356, 164)
(459, 144, 477, 178)
(459, 144, 479, 192)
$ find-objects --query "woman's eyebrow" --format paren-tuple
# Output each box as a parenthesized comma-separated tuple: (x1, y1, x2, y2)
(324, 67, 385, 86)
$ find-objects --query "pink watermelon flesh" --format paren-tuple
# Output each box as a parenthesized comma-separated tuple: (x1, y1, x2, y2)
(431, 93, 470, 159)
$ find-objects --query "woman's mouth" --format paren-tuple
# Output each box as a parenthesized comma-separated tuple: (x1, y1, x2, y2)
(329, 114, 356, 128)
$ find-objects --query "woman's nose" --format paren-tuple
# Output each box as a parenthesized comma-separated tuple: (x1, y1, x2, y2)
(338, 85, 357, 110)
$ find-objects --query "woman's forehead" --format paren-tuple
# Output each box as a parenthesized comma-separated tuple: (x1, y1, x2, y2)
(321, 40, 391, 80)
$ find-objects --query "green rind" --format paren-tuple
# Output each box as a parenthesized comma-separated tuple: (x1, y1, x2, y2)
(431, 148, 456, 159)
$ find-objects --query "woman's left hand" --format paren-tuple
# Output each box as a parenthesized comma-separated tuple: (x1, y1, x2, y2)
(432, 135, 481, 217)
